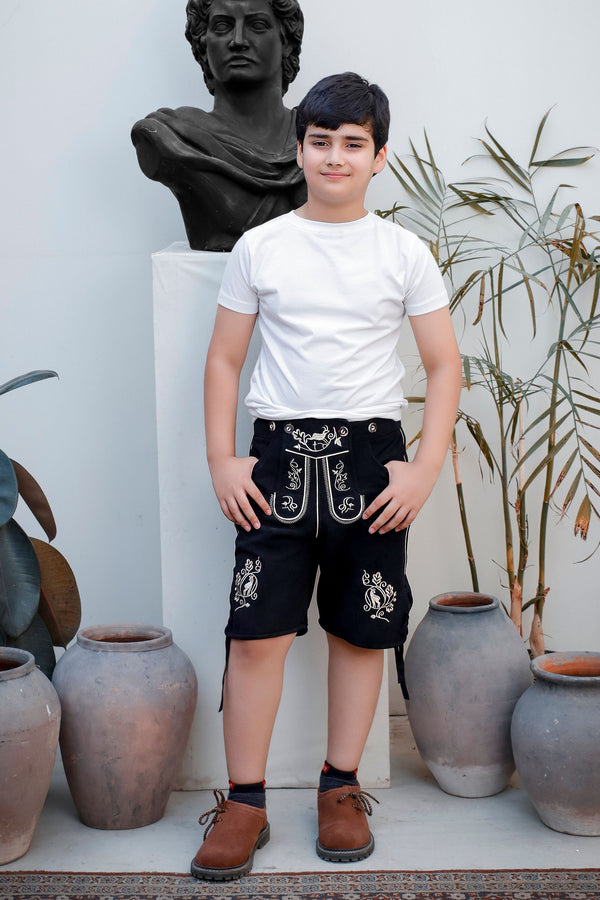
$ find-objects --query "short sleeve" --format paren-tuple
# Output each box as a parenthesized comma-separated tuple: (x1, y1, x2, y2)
(217, 235, 259, 314)
(403, 236, 449, 316)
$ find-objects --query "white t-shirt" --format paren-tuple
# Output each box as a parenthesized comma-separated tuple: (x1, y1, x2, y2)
(217, 210, 449, 421)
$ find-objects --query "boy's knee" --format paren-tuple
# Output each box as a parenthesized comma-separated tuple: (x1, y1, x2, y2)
(228, 634, 295, 667)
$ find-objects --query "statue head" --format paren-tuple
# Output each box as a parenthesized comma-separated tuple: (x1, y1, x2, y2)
(185, 0, 304, 96)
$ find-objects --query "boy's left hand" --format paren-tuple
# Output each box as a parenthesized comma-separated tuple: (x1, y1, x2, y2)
(363, 460, 437, 534)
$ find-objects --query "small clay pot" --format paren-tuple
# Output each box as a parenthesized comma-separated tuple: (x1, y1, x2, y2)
(404, 592, 532, 797)
(52, 624, 197, 829)
(511, 651, 600, 835)
(0, 648, 61, 864)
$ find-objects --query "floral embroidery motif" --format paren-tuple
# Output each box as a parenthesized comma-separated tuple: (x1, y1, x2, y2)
(362, 571, 397, 623)
(234, 558, 262, 612)
(286, 458, 302, 491)
(338, 497, 355, 515)
(281, 495, 298, 512)
(292, 426, 341, 453)
(332, 460, 349, 491)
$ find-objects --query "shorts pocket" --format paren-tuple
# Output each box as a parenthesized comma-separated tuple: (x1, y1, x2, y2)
(357, 427, 407, 493)
(249, 433, 281, 494)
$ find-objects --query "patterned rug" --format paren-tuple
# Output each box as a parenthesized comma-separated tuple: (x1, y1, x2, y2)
(1, 870, 599, 900)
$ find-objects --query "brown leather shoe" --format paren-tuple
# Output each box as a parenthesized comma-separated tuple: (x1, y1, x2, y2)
(316, 784, 379, 862)
(191, 789, 270, 881)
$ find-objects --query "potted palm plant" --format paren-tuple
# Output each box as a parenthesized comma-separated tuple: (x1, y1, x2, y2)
(378, 111, 600, 655)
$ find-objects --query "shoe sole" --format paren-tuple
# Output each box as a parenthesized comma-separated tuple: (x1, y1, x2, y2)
(190, 822, 270, 881)
(316, 831, 374, 863)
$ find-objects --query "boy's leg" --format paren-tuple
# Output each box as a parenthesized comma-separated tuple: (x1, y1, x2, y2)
(326, 633, 384, 770)
(224, 634, 296, 783)
(191, 633, 295, 882)
(316, 633, 383, 863)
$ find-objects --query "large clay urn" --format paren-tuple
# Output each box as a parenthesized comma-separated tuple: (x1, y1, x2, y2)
(52, 624, 197, 829)
(0, 648, 61, 864)
(404, 592, 532, 797)
(511, 651, 600, 835)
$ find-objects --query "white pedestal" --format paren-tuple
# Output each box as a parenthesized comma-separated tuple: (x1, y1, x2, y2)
(153, 243, 389, 788)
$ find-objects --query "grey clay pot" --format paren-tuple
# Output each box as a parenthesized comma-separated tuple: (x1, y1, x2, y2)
(0, 648, 61, 864)
(511, 651, 600, 835)
(52, 624, 198, 830)
(404, 592, 532, 797)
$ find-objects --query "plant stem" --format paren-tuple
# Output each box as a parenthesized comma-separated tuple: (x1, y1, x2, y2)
(451, 431, 479, 591)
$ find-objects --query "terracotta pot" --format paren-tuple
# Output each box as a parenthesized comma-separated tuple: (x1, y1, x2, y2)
(52, 624, 197, 830)
(511, 651, 600, 835)
(0, 648, 61, 864)
(404, 592, 532, 797)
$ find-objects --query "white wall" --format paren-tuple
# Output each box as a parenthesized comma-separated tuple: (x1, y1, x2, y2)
(2, 1, 600, 710)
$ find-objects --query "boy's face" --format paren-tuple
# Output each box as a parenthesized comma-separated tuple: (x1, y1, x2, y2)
(297, 123, 387, 214)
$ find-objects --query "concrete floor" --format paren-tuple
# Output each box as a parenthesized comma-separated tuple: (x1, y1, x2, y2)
(4, 717, 600, 873)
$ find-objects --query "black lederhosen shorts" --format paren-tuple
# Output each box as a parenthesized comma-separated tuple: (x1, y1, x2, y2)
(224, 418, 413, 694)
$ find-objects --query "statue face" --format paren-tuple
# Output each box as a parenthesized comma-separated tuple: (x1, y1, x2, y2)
(205, 0, 285, 90)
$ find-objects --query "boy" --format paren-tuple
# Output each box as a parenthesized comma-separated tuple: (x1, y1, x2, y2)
(192, 72, 462, 881)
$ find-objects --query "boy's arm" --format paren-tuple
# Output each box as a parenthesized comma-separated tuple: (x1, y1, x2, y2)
(204, 305, 271, 531)
(363, 306, 462, 534)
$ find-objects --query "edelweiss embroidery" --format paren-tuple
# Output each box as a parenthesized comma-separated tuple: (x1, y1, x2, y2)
(332, 460, 349, 491)
(286, 458, 302, 490)
(234, 558, 262, 612)
(362, 570, 397, 623)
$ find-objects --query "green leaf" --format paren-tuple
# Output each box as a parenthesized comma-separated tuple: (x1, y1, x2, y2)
(529, 108, 553, 168)
(531, 149, 596, 169)
(0, 450, 18, 527)
(0, 370, 58, 397)
(559, 468, 582, 514)
(520, 427, 576, 494)
(5, 612, 55, 679)
(0, 519, 41, 638)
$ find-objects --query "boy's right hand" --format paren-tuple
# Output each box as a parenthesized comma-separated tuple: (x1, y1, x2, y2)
(209, 455, 271, 531)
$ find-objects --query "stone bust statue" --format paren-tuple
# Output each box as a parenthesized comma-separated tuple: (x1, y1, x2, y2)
(131, 0, 306, 251)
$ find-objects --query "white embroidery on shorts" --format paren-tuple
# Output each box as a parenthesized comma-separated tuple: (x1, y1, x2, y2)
(332, 459, 349, 491)
(234, 558, 262, 612)
(362, 570, 397, 623)
(338, 497, 355, 515)
(292, 426, 341, 453)
(281, 495, 298, 512)
(286, 458, 302, 490)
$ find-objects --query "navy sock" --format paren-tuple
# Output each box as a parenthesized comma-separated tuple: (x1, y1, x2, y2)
(319, 761, 359, 793)
(228, 780, 266, 809)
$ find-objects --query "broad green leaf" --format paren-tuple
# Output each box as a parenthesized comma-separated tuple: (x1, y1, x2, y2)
(10, 461, 57, 541)
(5, 612, 55, 679)
(0, 450, 18, 527)
(0, 370, 58, 397)
(0, 519, 40, 637)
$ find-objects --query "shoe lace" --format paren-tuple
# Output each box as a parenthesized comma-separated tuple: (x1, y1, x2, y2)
(198, 788, 227, 840)
(337, 789, 380, 816)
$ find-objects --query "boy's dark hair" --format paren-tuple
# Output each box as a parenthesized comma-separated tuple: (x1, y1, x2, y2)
(295, 72, 390, 154)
